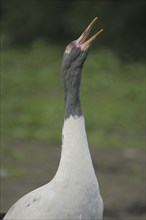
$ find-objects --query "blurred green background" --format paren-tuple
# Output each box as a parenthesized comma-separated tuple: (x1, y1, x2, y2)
(1, 0, 146, 219)
(1, 0, 145, 148)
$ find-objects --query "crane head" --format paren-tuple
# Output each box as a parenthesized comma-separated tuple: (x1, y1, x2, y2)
(62, 17, 103, 72)
(61, 17, 103, 91)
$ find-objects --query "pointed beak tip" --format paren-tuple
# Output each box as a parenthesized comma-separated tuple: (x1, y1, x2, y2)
(81, 28, 104, 50)
(76, 17, 103, 50)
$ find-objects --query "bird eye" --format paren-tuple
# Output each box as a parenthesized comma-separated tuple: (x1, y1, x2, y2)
(65, 46, 72, 54)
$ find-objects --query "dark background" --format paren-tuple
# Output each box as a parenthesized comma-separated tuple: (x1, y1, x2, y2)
(1, 0, 146, 61)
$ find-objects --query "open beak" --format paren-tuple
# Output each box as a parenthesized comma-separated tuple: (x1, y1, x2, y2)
(76, 17, 103, 50)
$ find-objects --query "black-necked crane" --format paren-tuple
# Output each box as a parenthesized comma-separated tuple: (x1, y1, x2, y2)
(3, 17, 103, 220)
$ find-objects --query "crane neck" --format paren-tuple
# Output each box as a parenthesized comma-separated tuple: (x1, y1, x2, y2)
(64, 89, 82, 119)
(63, 67, 83, 119)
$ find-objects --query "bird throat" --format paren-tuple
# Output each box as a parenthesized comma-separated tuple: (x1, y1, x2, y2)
(64, 89, 82, 119)
(64, 68, 83, 119)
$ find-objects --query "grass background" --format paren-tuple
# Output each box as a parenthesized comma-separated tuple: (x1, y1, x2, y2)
(1, 40, 145, 152)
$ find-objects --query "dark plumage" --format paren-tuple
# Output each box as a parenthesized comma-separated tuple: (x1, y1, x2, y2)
(0, 213, 6, 220)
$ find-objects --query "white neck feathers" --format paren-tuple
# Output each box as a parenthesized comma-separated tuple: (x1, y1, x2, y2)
(55, 116, 96, 183)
